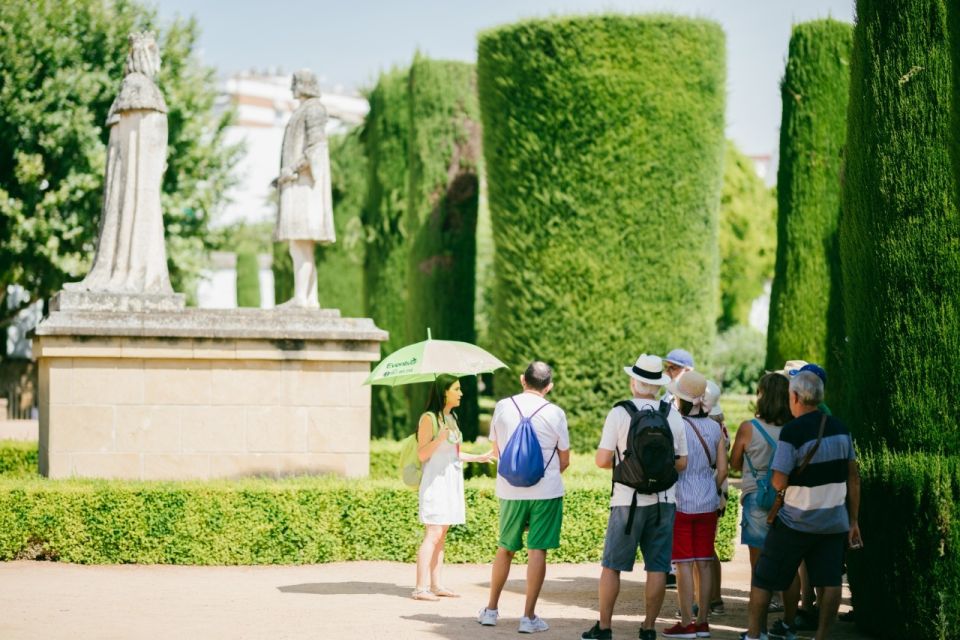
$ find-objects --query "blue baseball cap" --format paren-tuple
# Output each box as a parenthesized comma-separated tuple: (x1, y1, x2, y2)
(663, 348, 695, 369)
(798, 363, 827, 384)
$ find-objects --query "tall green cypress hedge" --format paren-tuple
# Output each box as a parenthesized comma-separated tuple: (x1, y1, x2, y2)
(315, 129, 366, 316)
(478, 15, 725, 444)
(840, 0, 960, 453)
(404, 57, 481, 440)
(362, 69, 411, 439)
(766, 20, 852, 376)
(234, 250, 261, 308)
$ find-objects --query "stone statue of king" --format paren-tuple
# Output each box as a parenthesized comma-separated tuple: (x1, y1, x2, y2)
(272, 69, 336, 308)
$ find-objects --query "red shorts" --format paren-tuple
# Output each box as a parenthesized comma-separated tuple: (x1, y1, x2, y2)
(672, 511, 718, 562)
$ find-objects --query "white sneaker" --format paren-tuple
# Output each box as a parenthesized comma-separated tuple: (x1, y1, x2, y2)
(478, 608, 499, 626)
(519, 616, 549, 633)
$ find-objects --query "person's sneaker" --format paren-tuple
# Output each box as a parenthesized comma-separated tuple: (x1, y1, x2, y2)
(769, 620, 797, 640)
(477, 607, 499, 626)
(695, 622, 710, 638)
(792, 609, 819, 631)
(662, 622, 697, 639)
(665, 573, 678, 590)
(519, 616, 549, 633)
(581, 622, 613, 640)
(639, 629, 657, 640)
(709, 600, 725, 616)
(738, 632, 769, 640)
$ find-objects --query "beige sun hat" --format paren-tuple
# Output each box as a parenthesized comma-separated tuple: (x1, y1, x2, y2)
(667, 370, 708, 402)
(624, 354, 672, 386)
(703, 380, 723, 416)
(774, 359, 809, 378)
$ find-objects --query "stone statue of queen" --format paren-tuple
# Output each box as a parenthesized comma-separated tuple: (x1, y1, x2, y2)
(273, 69, 336, 308)
(67, 32, 173, 295)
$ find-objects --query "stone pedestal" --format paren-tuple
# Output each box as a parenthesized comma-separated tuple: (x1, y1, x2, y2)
(34, 293, 387, 480)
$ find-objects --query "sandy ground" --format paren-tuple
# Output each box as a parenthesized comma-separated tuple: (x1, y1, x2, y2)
(0, 538, 865, 640)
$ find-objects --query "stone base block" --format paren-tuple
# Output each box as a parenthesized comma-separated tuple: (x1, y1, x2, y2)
(35, 307, 386, 481)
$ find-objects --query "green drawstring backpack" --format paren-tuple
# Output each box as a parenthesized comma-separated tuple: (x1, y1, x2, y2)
(399, 413, 439, 488)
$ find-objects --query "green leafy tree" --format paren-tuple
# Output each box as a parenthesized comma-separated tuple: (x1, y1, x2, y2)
(766, 20, 852, 376)
(0, 0, 239, 316)
(478, 15, 725, 448)
(718, 141, 777, 330)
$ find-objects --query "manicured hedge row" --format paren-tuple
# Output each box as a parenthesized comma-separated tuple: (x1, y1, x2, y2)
(766, 19, 852, 376)
(840, 0, 960, 452)
(848, 451, 960, 639)
(234, 249, 260, 308)
(0, 441, 37, 478)
(477, 15, 725, 437)
(362, 69, 412, 439)
(0, 475, 739, 565)
(405, 57, 481, 440)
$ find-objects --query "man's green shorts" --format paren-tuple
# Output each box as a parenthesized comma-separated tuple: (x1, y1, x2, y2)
(498, 497, 563, 552)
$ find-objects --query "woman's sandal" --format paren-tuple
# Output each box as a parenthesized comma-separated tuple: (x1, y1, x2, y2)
(430, 586, 460, 598)
(412, 588, 440, 601)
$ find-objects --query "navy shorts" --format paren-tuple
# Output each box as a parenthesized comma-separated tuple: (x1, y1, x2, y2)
(753, 518, 847, 592)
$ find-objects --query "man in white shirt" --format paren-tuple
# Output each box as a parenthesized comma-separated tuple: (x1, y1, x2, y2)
(581, 354, 689, 640)
(478, 361, 570, 634)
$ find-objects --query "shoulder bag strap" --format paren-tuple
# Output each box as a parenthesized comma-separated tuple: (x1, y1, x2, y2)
(683, 417, 715, 469)
(751, 418, 778, 468)
(797, 413, 828, 476)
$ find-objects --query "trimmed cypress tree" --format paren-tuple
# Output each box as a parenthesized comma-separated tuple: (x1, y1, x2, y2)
(235, 249, 261, 308)
(718, 141, 777, 330)
(405, 56, 481, 440)
(315, 129, 366, 316)
(766, 20, 852, 377)
(478, 15, 725, 445)
(362, 69, 411, 439)
(840, 0, 960, 454)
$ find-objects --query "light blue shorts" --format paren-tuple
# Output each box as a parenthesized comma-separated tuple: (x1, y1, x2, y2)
(741, 491, 771, 549)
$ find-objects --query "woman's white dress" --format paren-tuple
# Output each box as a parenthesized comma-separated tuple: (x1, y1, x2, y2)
(418, 415, 465, 526)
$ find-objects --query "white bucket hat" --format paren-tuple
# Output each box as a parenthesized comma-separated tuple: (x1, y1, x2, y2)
(624, 354, 672, 386)
(667, 370, 708, 402)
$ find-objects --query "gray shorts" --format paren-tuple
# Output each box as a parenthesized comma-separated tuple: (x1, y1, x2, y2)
(601, 503, 676, 573)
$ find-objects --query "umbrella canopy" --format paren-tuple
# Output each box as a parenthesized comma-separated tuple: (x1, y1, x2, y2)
(364, 338, 507, 386)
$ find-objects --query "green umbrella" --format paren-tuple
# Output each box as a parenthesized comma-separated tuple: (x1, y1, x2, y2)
(363, 330, 508, 386)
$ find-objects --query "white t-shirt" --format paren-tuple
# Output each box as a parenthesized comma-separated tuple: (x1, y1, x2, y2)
(489, 391, 570, 501)
(598, 397, 689, 508)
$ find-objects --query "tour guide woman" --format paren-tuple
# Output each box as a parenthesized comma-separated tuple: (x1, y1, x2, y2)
(413, 374, 492, 600)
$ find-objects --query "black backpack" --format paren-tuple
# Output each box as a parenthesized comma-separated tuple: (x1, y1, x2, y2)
(612, 399, 678, 534)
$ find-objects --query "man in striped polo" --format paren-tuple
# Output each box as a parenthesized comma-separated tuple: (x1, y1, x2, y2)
(742, 371, 862, 640)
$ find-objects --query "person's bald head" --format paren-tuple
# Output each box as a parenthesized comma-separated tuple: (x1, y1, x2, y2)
(521, 361, 553, 393)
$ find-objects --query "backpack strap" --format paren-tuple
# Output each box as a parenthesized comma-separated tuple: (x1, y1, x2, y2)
(683, 417, 716, 470)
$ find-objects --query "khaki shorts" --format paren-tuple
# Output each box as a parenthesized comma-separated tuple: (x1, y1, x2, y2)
(498, 497, 563, 552)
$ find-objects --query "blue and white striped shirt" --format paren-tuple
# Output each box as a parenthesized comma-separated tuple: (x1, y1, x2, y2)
(676, 416, 723, 515)
(772, 411, 856, 534)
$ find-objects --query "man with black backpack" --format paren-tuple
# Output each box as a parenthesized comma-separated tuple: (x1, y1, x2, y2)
(478, 361, 570, 634)
(581, 354, 689, 640)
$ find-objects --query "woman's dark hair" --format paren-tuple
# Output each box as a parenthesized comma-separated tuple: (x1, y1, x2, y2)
(678, 398, 707, 418)
(424, 374, 460, 421)
(755, 372, 793, 426)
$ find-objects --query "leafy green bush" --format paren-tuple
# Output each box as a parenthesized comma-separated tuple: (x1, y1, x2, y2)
(840, 0, 960, 452)
(234, 250, 260, 308)
(848, 450, 960, 639)
(362, 69, 412, 439)
(477, 15, 725, 433)
(0, 441, 37, 478)
(767, 19, 852, 382)
(405, 57, 481, 440)
(710, 325, 766, 395)
(0, 475, 738, 564)
(718, 141, 776, 330)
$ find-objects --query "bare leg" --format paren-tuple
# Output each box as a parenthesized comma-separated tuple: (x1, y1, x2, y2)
(644, 571, 667, 630)
(799, 562, 815, 610)
(747, 586, 773, 638)
(598, 567, 621, 629)
(710, 555, 722, 606)
(814, 586, 842, 640)
(748, 546, 769, 631)
(784, 574, 801, 624)
(695, 560, 712, 625)
(429, 525, 449, 589)
(677, 561, 695, 625)
(416, 525, 444, 590)
(525, 549, 546, 619)
(487, 547, 514, 610)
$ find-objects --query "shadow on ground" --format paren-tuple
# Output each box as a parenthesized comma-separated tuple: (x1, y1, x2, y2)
(403, 613, 600, 639)
(277, 581, 411, 598)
